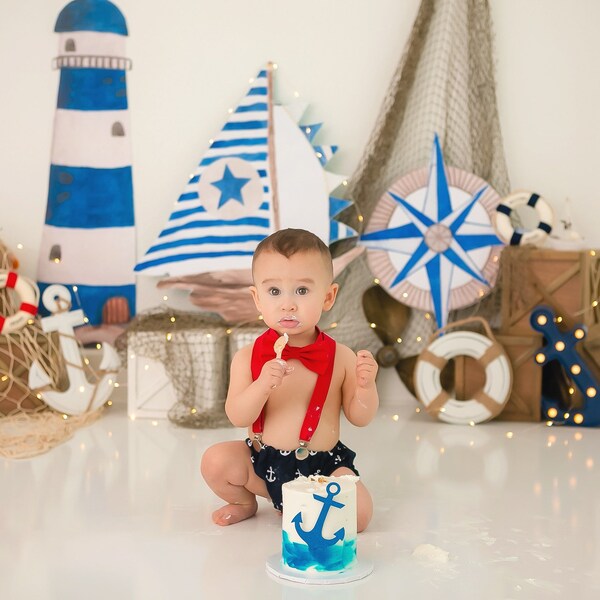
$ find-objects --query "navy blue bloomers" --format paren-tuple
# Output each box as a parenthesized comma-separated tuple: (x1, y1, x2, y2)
(246, 438, 359, 511)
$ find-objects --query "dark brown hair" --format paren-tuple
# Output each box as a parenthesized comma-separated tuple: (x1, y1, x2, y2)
(252, 228, 333, 276)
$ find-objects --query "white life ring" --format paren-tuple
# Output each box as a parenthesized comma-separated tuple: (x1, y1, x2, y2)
(415, 328, 512, 425)
(0, 270, 40, 334)
(495, 190, 554, 246)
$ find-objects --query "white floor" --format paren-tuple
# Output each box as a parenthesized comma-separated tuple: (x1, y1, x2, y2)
(1, 368, 599, 600)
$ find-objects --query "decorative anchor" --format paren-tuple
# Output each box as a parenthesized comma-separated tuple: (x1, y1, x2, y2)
(292, 481, 345, 548)
(531, 305, 599, 426)
(28, 285, 121, 415)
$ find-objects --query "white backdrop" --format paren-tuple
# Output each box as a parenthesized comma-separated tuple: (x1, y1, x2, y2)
(0, 0, 598, 312)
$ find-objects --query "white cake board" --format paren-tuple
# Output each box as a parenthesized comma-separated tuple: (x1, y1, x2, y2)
(266, 554, 374, 585)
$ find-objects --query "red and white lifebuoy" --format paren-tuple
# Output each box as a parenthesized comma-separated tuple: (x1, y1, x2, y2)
(495, 190, 554, 246)
(0, 271, 39, 334)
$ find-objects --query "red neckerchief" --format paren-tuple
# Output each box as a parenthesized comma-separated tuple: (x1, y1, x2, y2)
(250, 327, 336, 445)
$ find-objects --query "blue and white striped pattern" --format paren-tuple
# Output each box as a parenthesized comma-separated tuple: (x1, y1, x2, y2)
(135, 69, 273, 276)
(329, 196, 352, 219)
(330, 219, 358, 244)
(57, 68, 129, 111)
(38, 8, 136, 326)
(329, 196, 357, 243)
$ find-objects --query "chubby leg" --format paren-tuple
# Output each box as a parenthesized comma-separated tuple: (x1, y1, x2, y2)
(331, 466, 373, 532)
(201, 440, 269, 526)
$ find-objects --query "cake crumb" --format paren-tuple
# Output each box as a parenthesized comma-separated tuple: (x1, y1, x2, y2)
(412, 543, 450, 563)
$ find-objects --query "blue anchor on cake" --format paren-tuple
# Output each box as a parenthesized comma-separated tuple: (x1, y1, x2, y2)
(292, 482, 345, 549)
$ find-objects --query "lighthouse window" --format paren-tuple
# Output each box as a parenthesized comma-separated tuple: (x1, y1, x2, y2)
(58, 171, 73, 185)
(103, 77, 113, 85)
(112, 122, 125, 136)
(56, 191, 70, 203)
(65, 39, 76, 52)
(49, 245, 62, 263)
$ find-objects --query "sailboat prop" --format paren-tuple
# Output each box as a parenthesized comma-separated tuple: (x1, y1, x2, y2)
(135, 63, 359, 321)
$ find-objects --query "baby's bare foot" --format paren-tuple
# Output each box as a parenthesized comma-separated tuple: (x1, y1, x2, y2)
(212, 500, 258, 526)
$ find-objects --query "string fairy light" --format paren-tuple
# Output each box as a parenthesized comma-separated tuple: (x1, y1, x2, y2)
(532, 306, 599, 427)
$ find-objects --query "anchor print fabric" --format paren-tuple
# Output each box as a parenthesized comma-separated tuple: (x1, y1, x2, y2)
(246, 439, 358, 510)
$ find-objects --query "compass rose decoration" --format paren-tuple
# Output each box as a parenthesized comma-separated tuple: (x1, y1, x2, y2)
(360, 134, 505, 329)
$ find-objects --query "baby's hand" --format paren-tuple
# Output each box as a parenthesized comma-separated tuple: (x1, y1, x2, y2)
(356, 350, 378, 389)
(260, 358, 294, 392)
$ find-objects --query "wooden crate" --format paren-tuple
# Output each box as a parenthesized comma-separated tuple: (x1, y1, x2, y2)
(452, 334, 542, 422)
(495, 333, 543, 422)
(127, 323, 229, 420)
(499, 247, 600, 335)
(582, 323, 600, 374)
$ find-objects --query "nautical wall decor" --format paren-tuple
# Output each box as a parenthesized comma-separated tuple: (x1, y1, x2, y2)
(360, 134, 505, 330)
(414, 317, 512, 424)
(495, 190, 554, 246)
(0, 261, 48, 418)
(29, 285, 120, 415)
(531, 306, 600, 427)
(135, 63, 357, 323)
(37, 0, 136, 343)
(499, 247, 600, 336)
(0, 271, 39, 334)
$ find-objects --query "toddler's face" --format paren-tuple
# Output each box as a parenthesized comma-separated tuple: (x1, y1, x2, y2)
(250, 250, 338, 340)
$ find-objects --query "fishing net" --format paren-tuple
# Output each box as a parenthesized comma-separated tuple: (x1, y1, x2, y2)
(117, 307, 355, 429)
(118, 308, 270, 428)
(0, 240, 104, 459)
(0, 410, 103, 459)
(0, 242, 60, 418)
(328, 0, 510, 360)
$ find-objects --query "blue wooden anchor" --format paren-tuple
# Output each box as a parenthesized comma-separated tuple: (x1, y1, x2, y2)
(292, 482, 345, 549)
(531, 306, 600, 426)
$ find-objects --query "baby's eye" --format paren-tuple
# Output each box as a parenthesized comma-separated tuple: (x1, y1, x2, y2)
(296, 287, 309, 296)
(268, 287, 281, 296)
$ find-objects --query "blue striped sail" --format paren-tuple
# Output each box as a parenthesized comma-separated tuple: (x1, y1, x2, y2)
(135, 69, 273, 276)
(135, 65, 358, 277)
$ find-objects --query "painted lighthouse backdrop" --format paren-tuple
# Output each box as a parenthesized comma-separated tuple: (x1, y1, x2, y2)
(37, 0, 136, 342)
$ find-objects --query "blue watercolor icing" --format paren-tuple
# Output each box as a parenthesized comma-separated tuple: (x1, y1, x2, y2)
(282, 531, 356, 572)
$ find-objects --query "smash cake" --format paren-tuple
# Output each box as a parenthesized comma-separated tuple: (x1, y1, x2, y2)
(267, 475, 373, 584)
